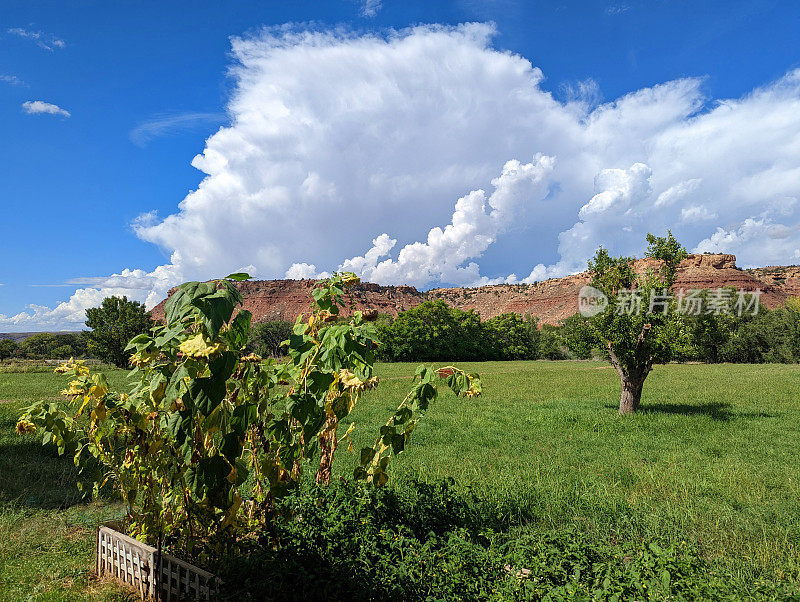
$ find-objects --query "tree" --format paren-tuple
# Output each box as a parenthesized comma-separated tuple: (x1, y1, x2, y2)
(483, 313, 539, 360)
(559, 314, 601, 359)
(85, 296, 153, 367)
(587, 232, 687, 414)
(17, 332, 87, 359)
(246, 321, 294, 357)
(0, 339, 18, 363)
(377, 300, 484, 361)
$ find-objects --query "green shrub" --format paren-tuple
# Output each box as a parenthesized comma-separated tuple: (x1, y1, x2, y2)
(0, 338, 18, 362)
(483, 314, 539, 360)
(217, 479, 791, 601)
(245, 320, 293, 357)
(377, 300, 484, 361)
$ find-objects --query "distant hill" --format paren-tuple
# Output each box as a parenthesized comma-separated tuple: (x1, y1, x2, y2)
(150, 254, 798, 327)
(0, 331, 83, 343)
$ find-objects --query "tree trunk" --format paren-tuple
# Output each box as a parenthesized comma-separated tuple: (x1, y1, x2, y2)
(619, 374, 645, 415)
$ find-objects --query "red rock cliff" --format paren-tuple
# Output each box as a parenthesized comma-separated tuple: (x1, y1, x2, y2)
(150, 254, 794, 326)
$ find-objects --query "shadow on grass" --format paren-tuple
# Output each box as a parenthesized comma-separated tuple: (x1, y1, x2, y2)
(604, 401, 776, 421)
(0, 438, 90, 508)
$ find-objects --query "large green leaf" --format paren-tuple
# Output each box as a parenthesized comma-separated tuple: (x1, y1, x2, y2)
(189, 377, 227, 416)
(286, 393, 326, 443)
(165, 281, 216, 326)
(209, 351, 237, 381)
(223, 310, 251, 350)
(230, 402, 257, 437)
(165, 365, 189, 403)
(192, 293, 236, 337)
(186, 455, 231, 507)
(225, 272, 251, 282)
(220, 432, 243, 465)
(165, 409, 192, 445)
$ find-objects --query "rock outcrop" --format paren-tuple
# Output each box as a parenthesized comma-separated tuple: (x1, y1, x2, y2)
(150, 254, 797, 326)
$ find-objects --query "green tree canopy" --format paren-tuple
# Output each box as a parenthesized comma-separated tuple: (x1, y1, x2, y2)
(0, 339, 18, 363)
(246, 320, 294, 357)
(85, 296, 153, 367)
(483, 313, 539, 360)
(377, 300, 484, 362)
(17, 332, 86, 359)
(587, 231, 688, 414)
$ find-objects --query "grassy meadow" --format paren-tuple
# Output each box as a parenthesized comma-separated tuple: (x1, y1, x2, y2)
(1, 361, 799, 598)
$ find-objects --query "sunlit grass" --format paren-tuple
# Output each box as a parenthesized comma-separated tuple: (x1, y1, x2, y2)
(1, 361, 799, 597)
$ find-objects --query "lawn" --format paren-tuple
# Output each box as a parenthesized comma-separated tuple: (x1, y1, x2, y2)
(1, 361, 799, 598)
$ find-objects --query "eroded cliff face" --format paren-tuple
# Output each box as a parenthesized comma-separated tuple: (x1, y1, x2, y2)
(746, 265, 800, 298)
(149, 254, 796, 326)
(149, 280, 425, 324)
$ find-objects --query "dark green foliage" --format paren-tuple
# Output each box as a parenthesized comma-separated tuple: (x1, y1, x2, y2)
(85, 296, 153, 367)
(16, 332, 87, 360)
(377, 303, 540, 362)
(483, 313, 539, 360)
(377, 300, 484, 361)
(0, 339, 18, 362)
(558, 314, 601, 359)
(245, 320, 294, 357)
(538, 324, 568, 359)
(721, 307, 800, 363)
(217, 479, 788, 601)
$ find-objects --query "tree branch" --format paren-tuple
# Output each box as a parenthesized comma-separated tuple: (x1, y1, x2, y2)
(607, 343, 626, 379)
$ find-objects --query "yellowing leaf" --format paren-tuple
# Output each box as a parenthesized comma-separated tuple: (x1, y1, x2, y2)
(179, 334, 224, 359)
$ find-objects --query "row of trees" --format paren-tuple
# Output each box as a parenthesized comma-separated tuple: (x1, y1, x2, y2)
(215, 289, 800, 370)
(360, 293, 800, 368)
(375, 301, 538, 362)
(0, 297, 153, 367)
(0, 332, 88, 362)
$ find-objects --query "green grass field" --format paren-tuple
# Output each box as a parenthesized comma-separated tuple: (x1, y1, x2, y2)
(1, 361, 799, 599)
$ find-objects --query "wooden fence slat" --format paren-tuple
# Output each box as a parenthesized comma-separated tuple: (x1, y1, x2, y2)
(96, 524, 219, 601)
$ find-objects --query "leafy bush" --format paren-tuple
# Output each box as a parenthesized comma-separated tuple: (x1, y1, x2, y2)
(483, 313, 539, 360)
(558, 314, 601, 360)
(218, 478, 789, 601)
(377, 304, 541, 362)
(720, 307, 800, 363)
(16, 332, 87, 360)
(0, 339, 18, 362)
(245, 320, 293, 357)
(377, 300, 484, 361)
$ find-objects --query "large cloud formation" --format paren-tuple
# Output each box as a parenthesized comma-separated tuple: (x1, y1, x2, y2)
(4, 23, 800, 330)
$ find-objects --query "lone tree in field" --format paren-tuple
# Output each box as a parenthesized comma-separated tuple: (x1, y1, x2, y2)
(587, 232, 687, 414)
(85, 296, 153, 367)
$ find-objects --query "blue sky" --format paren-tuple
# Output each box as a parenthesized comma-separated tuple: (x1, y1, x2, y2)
(2, 0, 800, 330)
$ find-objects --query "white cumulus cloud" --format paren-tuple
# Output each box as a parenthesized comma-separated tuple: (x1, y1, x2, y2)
(7, 23, 800, 329)
(322, 155, 555, 287)
(22, 100, 70, 117)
